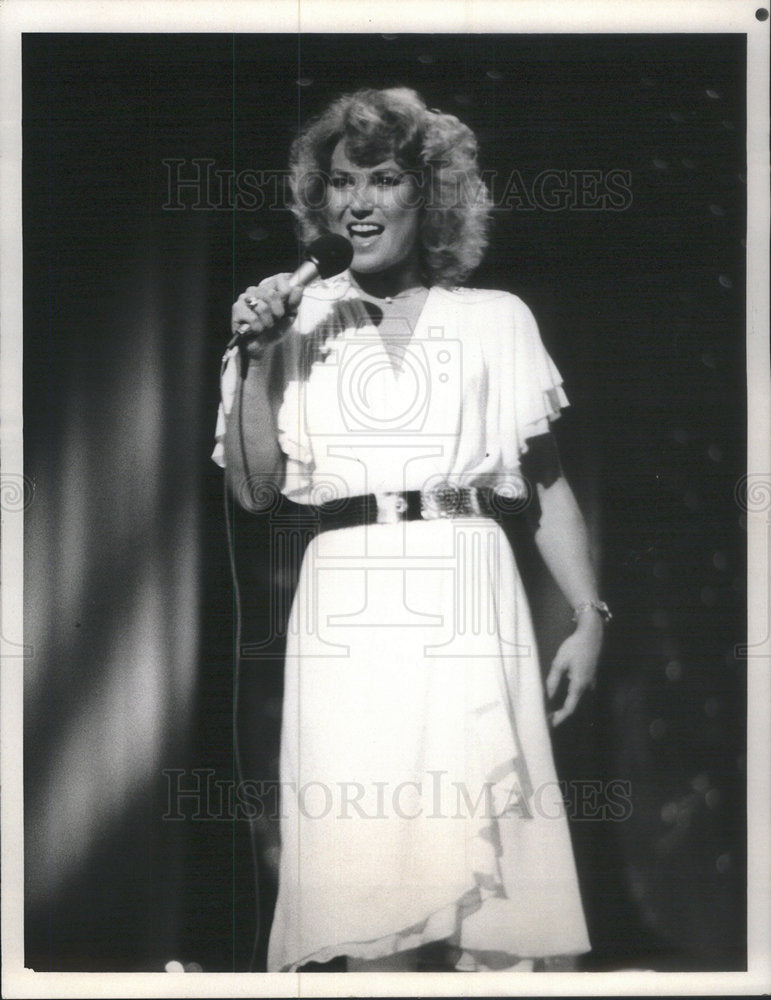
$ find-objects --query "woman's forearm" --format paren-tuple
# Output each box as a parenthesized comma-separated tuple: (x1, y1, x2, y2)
(534, 474, 604, 720)
(532, 475, 601, 615)
(223, 354, 285, 508)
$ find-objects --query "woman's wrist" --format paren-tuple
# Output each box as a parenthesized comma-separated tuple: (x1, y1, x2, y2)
(572, 600, 612, 629)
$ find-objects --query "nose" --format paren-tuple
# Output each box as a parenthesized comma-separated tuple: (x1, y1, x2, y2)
(348, 180, 374, 214)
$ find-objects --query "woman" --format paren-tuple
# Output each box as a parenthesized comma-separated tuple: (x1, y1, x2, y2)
(213, 87, 608, 972)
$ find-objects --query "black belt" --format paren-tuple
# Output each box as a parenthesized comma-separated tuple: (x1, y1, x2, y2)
(310, 485, 540, 535)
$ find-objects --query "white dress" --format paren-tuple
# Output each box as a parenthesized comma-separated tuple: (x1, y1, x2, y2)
(213, 273, 591, 972)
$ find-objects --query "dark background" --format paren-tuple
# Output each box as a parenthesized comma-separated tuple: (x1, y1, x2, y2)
(24, 32, 747, 972)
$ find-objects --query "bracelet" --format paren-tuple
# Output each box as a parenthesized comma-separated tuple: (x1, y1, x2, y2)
(572, 600, 613, 625)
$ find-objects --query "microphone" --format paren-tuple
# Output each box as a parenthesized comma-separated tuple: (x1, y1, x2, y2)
(228, 234, 353, 350)
(289, 233, 354, 287)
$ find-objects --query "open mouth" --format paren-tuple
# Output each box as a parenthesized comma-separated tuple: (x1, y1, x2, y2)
(347, 223, 384, 240)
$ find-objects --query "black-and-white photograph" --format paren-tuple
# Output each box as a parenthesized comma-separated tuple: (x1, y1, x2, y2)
(2, 2, 769, 996)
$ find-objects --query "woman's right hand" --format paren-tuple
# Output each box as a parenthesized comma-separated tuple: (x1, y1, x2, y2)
(231, 273, 304, 357)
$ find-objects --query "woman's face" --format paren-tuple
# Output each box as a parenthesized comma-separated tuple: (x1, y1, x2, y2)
(324, 139, 422, 279)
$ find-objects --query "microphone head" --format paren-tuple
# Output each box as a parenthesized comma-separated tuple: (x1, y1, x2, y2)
(306, 234, 354, 279)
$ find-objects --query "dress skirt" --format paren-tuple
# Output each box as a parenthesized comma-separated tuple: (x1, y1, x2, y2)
(266, 515, 590, 972)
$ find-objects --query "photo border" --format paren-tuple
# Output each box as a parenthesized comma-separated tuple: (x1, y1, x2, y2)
(2, 1, 768, 997)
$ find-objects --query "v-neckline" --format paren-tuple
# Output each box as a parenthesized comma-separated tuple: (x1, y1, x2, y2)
(352, 285, 435, 378)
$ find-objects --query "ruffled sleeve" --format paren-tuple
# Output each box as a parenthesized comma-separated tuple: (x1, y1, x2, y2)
(509, 293, 568, 449)
(211, 347, 239, 469)
(210, 340, 311, 509)
(274, 276, 361, 501)
(211, 278, 351, 502)
(483, 292, 569, 485)
(209, 336, 316, 503)
(275, 368, 315, 501)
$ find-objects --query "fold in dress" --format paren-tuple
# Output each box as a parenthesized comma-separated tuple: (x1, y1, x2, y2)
(213, 275, 591, 971)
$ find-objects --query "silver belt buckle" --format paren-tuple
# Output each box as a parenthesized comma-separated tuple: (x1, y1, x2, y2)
(421, 484, 483, 520)
(421, 483, 459, 519)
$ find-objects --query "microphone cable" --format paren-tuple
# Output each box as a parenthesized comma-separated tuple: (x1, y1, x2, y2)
(221, 345, 263, 971)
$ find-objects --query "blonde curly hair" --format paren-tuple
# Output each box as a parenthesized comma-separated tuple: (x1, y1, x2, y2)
(288, 87, 492, 287)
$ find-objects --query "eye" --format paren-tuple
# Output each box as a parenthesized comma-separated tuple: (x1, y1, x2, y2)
(372, 173, 401, 187)
(329, 174, 353, 189)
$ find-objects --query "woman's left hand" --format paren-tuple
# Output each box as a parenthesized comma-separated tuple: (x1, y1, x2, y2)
(545, 616, 603, 727)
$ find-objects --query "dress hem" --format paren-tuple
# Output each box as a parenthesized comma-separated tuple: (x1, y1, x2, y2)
(270, 880, 591, 972)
